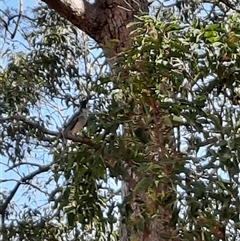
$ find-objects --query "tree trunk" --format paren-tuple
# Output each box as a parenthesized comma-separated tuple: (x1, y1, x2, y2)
(42, 0, 148, 55)
(42, 1, 176, 240)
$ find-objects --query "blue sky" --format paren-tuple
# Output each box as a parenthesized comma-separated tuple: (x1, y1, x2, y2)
(0, 0, 70, 211)
(1, 2, 237, 238)
(0, 0, 40, 206)
(0, 1, 122, 227)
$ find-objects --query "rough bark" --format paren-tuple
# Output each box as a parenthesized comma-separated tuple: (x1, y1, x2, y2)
(41, 1, 176, 240)
(42, 0, 148, 56)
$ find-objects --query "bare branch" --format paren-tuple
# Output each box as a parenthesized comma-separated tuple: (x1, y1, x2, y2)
(5, 162, 45, 172)
(0, 114, 100, 147)
(24, 181, 50, 196)
(0, 163, 51, 217)
(11, 0, 23, 39)
(0, 178, 19, 183)
(0, 115, 59, 136)
(65, 132, 100, 148)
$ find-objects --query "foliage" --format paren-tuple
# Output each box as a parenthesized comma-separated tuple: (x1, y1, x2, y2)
(117, 13, 240, 240)
(0, 5, 118, 241)
(1, 1, 240, 241)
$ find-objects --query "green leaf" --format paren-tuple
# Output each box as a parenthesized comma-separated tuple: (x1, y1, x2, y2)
(133, 178, 152, 196)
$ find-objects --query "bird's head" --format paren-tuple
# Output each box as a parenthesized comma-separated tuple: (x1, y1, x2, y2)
(80, 95, 91, 109)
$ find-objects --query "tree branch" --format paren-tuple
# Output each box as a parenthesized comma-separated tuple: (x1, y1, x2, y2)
(41, 0, 103, 42)
(0, 163, 51, 217)
(11, 0, 23, 39)
(0, 114, 98, 148)
(0, 114, 59, 136)
(24, 181, 50, 196)
(5, 162, 45, 172)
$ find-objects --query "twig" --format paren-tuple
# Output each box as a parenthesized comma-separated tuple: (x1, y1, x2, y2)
(5, 162, 44, 172)
(0, 163, 51, 217)
(0, 178, 19, 183)
(11, 0, 23, 39)
(24, 181, 50, 196)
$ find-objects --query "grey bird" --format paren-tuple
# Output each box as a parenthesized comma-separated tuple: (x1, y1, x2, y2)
(64, 98, 89, 135)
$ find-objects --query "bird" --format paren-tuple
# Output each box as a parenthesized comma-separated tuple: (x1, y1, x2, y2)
(63, 97, 89, 135)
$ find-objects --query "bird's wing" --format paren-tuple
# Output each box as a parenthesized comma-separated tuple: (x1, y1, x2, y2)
(69, 116, 87, 134)
(63, 111, 80, 134)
